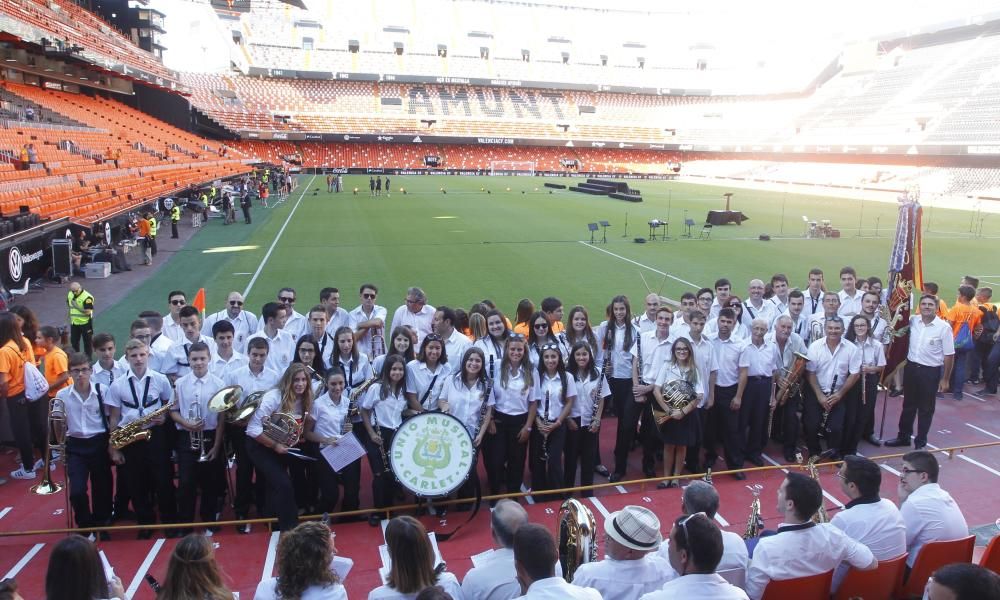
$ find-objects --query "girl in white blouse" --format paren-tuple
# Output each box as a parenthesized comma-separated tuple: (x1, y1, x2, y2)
(653, 338, 705, 489)
(473, 309, 510, 378)
(439, 347, 494, 504)
(305, 369, 361, 515)
(843, 314, 887, 456)
(361, 354, 408, 524)
(372, 326, 416, 378)
(486, 334, 536, 496)
(333, 325, 373, 395)
(530, 343, 577, 498)
(565, 342, 610, 496)
(405, 334, 450, 415)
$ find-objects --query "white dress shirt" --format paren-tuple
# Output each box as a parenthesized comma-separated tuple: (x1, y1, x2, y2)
(595, 321, 638, 379)
(117, 347, 177, 376)
(492, 368, 532, 416)
(172, 372, 226, 430)
(769, 295, 789, 316)
(746, 522, 875, 600)
(518, 576, 600, 600)
(209, 350, 248, 379)
(853, 337, 886, 371)
(711, 336, 746, 387)
(657, 529, 750, 581)
(224, 365, 280, 400)
(390, 303, 436, 344)
(474, 337, 506, 378)
(533, 373, 577, 422)
(254, 577, 346, 600)
(572, 554, 672, 600)
(766, 332, 807, 372)
(831, 497, 907, 586)
(350, 304, 388, 359)
(640, 573, 749, 600)
(91, 360, 127, 388)
(106, 369, 173, 428)
(310, 391, 352, 441)
(572, 373, 610, 426)
(169, 336, 219, 378)
(246, 389, 303, 439)
(685, 335, 718, 407)
(654, 361, 707, 398)
(739, 340, 777, 377)
(633, 313, 656, 334)
(162, 313, 185, 344)
(741, 299, 778, 329)
(59, 384, 107, 438)
(324, 307, 355, 338)
(838, 289, 865, 318)
(806, 337, 861, 393)
(441, 374, 494, 435)
(405, 360, 451, 410)
(247, 328, 296, 376)
(444, 329, 472, 372)
(462, 547, 522, 600)
(804, 291, 824, 316)
(369, 572, 463, 600)
(335, 354, 374, 392)
(906, 316, 956, 367)
(150, 332, 174, 355)
(202, 308, 259, 354)
(307, 330, 336, 370)
(705, 319, 749, 342)
(900, 483, 969, 567)
(281, 308, 308, 341)
(630, 330, 676, 385)
(361, 383, 407, 430)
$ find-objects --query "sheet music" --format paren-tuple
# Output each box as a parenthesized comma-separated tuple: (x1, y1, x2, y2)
(331, 555, 354, 581)
(470, 548, 496, 569)
(319, 432, 367, 472)
(379, 532, 444, 584)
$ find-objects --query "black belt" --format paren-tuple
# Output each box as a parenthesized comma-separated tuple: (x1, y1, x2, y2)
(747, 375, 771, 381)
(67, 433, 108, 446)
(911, 362, 942, 370)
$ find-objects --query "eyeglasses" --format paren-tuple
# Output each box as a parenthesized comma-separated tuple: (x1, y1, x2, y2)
(362, 293, 376, 299)
(900, 468, 925, 476)
(279, 296, 295, 303)
(675, 348, 690, 353)
(69, 367, 92, 375)
(229, 300, 244, 306)
(170, 299, 186, 306)
(533, 322, 549, 329)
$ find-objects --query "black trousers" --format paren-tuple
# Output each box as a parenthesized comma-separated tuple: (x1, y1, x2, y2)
(611, 378, 657, 476)
(227, 424, 265, 518)
(242, 205, 251, 224)
(176, 431, 224, 524)
(120, 432, 177, 526)
(686, 407, 709, 470)
(246, 438, 302, 531)
(529, 423, 566, 495)
(113, 463, 131, 516)
(781, 391, 804, 456)
(744, 377, 772, 459)
(563, 418, 599, 496)
(170, 220, 179, 238)
(148, 235, 157, 256)
(487, 411, 529, 494)
(366, 426, 398, 510)
(66, 434, 113, 528)
(842, 375, 878, 454)
(312, 449, 361, 514)
(860, 375, 881, 440)
(705, 384, 746, 468)
(897, 362, 942, 446)
(6, 393, 46, 470)
(71, 322, 94, 358)
(803, 387, 845, 454)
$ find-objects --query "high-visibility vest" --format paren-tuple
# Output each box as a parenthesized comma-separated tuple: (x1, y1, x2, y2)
(148, 217, 158, 237)
(201, 193, 209, 208)
(67, 290, 93, 325)
(171, 205, 181, 222)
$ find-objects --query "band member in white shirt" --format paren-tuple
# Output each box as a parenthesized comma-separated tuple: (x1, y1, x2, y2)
(514, 524, 601, 600)
(304, 369, 361, 514)
(304, 305, 336, 369)
(706, 308, 747, 479)
(696, 288, 715, 322)
(405, 333, 450, 414)
(896, 450, 969, 568)
(842, 315, 886, 455)
(439, 347, 494, 503)
(804, 316, 861, 460)
(653, 337, 704, 489)
(769, 315, 808, 463)
(528, 310, 567, 369)
(201, 291, 258, 354)
(837, 267, 865, 318)
(806, 291, 842, 347)
(390, 286, 436, 345)
(245, 362, 314, 532)
(487, 335, 536, 496)
(572, 506, 670, 600)
(768, 274, 790, 315)
(746, 472, 876, 600)
(804, 268, 826, 317)
(106, 339, 175, 536)
(276, 287, 307, 340)
(169, 342, 226, 529)
(885, 296, 955, 450)
(351, 283, 387, 360)
(707, 297, 749, 341)
(209, 321, 247, 378)
(858, 291, 888, 343)
(373, 326, 416, 377)
(92, 333, 127, 387)
(629, 306, 676, 482)
(742, 280, 778, 329)
(332, 325, 373, 398)
(673, 293, 698, 336)
(596, 295, 642, 482)
(170, 306, 218, 378)
(831, 456, 907, 589)
(161, 290, 187, 343)
(292, 336, 327, 397)
(320, 287, 354, 337)
(680, 310, 718, 475)
(434, 306, 472, 372)
(530, 343, 576, 497)
(247, 302, 295, 376)
(462, 499, 531, 600)
(633, 293, 660, 334)
(224, 337, 279, 532)
(59, 352, 113, 533)
(739, 319, 778, 468)
(474, 310, 510, 378)
(645, 513, 750, 600)
(709, 279, 732, 320)
(565, 342, 609, 495)
(783, 290, 810, 341)
(361, 354, 408, 525)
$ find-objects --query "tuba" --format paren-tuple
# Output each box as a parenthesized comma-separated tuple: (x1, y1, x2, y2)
(32, 396, 67, 496)
(743, 484, 764, 539)
(557, 499, 598, 583)
(188, 402, 210, 463)
(208, 385, 264, 426)
(652, 379, 697, 423)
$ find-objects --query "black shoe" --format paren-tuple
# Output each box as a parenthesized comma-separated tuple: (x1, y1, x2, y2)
(783, 450, 797, 463)
(111, 509, 136, 523)
(99, 531, 111, 542)
(884, 437, 911, 447)
(368, 514, 382, 527)
(643, 467, 656, 478)
(733, 471, 747, 481)
(137, 529, 153, 540)
(914, 441, 927, 450)
(165, 528, 183, 539)
(609, 472, 623, 483)
(656, 481, 671, 490)
(594, 465, 610, 477)
(889, 388, 904, 397)
(748, 455, 765, 467)
(865, 435, 883, 447)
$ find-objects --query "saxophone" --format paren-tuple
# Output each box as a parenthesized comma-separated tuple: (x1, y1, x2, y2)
(557, 499, 598, 583)
(110, 402, 176, 449)
(743, 484, 764, 539)
(804, 455, 830, 523)
(349, 376, 378, 403)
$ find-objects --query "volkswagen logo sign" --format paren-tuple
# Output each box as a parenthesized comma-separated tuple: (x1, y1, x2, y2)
(8, 246, 23, 283)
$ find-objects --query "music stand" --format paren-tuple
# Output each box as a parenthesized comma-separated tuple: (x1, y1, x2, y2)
(647, 219, 661, 241)
(599, 220, 610, 243)
(660, 218, 669, 240)
(684, 218, 695, 238)
(587, 222, 599, 244)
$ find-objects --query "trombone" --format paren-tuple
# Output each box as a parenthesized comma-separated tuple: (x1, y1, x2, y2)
(32, 396, 72, 528)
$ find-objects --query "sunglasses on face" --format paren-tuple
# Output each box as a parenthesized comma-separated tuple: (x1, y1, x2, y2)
(279, 297, 295, 303)
(363, 293, 376, 299)
(230, 300, 244, 306)
(534, 322, 549, 329)
(170, 299, 186, 306)
(540, 343, 560, 352)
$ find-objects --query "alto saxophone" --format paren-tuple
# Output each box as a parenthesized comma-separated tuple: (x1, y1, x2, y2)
(804, 455, 830, 523)
(743, 484, 764, 539)
(111, 402, 176, 449)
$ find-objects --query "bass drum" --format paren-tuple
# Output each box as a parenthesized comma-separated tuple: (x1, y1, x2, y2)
(389, 411, 475, 498)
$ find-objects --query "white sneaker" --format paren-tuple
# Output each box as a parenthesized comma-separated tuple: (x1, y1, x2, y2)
(32, 459, 44, 471)
(10, 467, 35, 480)
(86, 533, 97, 542)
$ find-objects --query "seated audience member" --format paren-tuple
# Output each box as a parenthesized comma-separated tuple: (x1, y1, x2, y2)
(255, 521, 345, 600)
(746, 472, 876, 600)
(831, 455, 907, 587)
(45, 534, 125, 600)
(462, 499, 531, 600)
(898, 450, 969, 569)
(925, 563, 1000, 600)
(415, 587, 454, 600)
(572, 505, 670, 600)
(0, 578, 23, 600)
(640, 512, 749, 600)
(657, 481, 750, 582)
(369, 516, 464, 600)
(157, 534, 232, 600)
(513, 523, 600, 599)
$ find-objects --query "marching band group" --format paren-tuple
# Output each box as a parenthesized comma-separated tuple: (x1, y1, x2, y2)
(29, 265, 964, 545)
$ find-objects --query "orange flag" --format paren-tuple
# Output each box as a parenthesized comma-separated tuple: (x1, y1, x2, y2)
(192, 288, 206, 318)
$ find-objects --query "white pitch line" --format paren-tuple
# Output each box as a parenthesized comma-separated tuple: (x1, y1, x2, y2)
(381, 519, 389, 540)
(260, 531, 280, 582)
(520, 483, 536, 504)
(0, 507, 11, 521)
(577, 241, 701, 289)
(966, 423, 1000, 440)
(714, 513, 730, 528)
(763, 453, 845, 508)
(588, 497, 611, 519)
(615, 485, 628, 494)
(2, 543, 44, 580)
(242, 174, 317, 298)
(926, 442, 1000, 477)
(125, 538, 165, 599)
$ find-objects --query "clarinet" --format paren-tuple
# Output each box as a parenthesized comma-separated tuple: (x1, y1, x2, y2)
(342, 386, 357, 435)
(589, 353, 611, 427)
(820, 374, 838, 432)
(540, 390, 551, 461)
(370, 391, 390, 477)
(635, 329, 644, 385)
(472, 373, 494, 450)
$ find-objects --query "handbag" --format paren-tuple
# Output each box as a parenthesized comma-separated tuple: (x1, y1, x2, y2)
(24, 360, 49, 402)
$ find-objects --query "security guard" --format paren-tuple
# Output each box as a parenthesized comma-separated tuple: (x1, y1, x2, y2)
(170, 203, 180, 238)
(200, 190, 209, 212)
(147, 213, 158, 257)
(68, 281, 95, 358)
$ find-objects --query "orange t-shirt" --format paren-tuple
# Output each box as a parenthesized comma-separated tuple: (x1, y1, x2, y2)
(0, 339, 35, 396)
(948, 302, 982, 337)
(41, 346, 70, 397)
(551, 321, 565, 334)
(513, 322, 530, 337)
(137, 219, 151, 237)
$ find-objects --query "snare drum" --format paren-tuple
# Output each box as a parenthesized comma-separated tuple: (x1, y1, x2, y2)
(389, 411, 475, 498)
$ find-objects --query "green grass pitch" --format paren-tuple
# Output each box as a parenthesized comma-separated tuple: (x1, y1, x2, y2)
(98, 174, 996, 341)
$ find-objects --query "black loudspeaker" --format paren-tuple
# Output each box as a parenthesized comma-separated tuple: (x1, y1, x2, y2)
(759, 234, 771, 241)
(51, 238, 72, 277)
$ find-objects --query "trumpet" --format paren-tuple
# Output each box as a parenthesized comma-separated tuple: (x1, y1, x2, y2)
(188, 402, 211, 463)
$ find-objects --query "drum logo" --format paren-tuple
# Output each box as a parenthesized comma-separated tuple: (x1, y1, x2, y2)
(414, 426, 451, 477)
(390, 413, 474, 497)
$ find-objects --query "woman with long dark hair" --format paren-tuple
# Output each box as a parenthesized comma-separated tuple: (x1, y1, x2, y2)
(526, 311, 566, 368)
(305, 368, 362, 515)
(565, 342, 609, 496)
(843, 314, 885, 456)
(564, 306, 599, 355)
(255, 521, 345, 600)
(368, 516, 463, 600)
(653, 337, 704, 488)
(45, 534, 124, 600)
(246, 362, 314, 531)
(0, 311, 40, 480)
(361, 354, 408, 525)
(372, 326, 416, 377)
(485, 334, 536, 496)
(512, 299, 534, 337)
(530, 343, 576, 497)
(473, 310, 509, 379)
(332, 325, 373, 394)
(439, 347, 493, 501)
(156, 534, 232, 600)
(404, 334, 449, 415)
(292, 334, 327, 395)
(596, 295, 640, 482)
